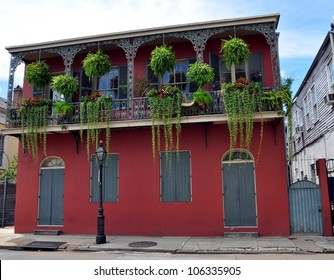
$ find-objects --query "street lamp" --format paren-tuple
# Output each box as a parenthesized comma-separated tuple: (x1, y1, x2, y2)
(95, 140, 107, 244)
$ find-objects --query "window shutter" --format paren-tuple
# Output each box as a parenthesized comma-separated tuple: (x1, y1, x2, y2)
(161, 151, 191, 202)
(90, 154, 118, 203)
(209, 53, 221, 90)
(188, 58, 197, 93)
(119, 65, 128, 99)
(248, 52, 263, 84)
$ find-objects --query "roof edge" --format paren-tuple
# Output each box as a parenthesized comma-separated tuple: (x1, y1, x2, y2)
(6, 13, 280, 53)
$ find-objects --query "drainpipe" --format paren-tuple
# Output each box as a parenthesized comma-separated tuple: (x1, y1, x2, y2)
(330, 18, 334, 69)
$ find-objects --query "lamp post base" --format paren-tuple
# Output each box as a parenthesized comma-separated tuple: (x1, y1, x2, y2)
(96, 235, 106, 244)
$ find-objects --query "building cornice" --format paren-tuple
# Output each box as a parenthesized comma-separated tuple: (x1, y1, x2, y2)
(6, 13, 280, 53)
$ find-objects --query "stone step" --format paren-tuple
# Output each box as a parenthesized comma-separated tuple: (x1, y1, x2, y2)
(33, 230, 62, 235)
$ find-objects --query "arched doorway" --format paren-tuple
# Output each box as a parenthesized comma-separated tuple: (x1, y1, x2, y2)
(222, 150, 257, 227)
(38, 157, 65, 226)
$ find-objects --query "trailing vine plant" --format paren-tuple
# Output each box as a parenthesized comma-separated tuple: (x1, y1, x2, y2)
(80, 91, 113, 159)
(222, 77, 262, 156)
(20, 97, 53, 160)
(148, 86, 182, 163)
(262, 77, 294, 159)
(148, 44, 180, 164)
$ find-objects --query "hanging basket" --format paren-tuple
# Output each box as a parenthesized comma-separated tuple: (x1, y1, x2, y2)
(82, 50, 112, 78)
(51, 74, 79, 99)
(25, 60, 51, 88)
(220, 37, 250, 70)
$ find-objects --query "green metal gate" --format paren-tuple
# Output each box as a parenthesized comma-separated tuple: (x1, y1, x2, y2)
(289, 180, 323, 234)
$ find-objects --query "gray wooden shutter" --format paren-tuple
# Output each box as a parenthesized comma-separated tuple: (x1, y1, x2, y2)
(38, 169, 64, 225)
(249, 52, 263, 84)
(51, 169, 64, 225)
(91, 154, 118, 203)
(119, 65, 128, 99)
(161, 151, 191, 202)
(223, 162, 256, 226)
(188, 58, 197, 93)
(39, 169, 53, 225)
(209, 53, 221, 90)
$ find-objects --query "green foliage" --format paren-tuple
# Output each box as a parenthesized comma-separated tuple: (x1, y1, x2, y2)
(0, 156, 18, 181)
(133, 75, 151, 96)
(222, 78, 262, 154)
(82, 50, 112, 78)
(220, 37, 250, 70)
(26, 61, 51, 88)
(80, 92, 113, 159)
(51, 75, 79, 99)
(193, 88, 213, 105)
(54, 101, 74, 117)
(186, 61, 215, 87)
(20, 98, 53, 160)
(148, 86, 182, 161)
(262, 77, 294, 159)
(149, 45, 176, 87)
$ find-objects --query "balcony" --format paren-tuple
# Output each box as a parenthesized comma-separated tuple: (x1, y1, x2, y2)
(5, 91, 281, 135)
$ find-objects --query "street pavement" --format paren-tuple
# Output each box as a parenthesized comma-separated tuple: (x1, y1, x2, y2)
(1, 227, 334, 255)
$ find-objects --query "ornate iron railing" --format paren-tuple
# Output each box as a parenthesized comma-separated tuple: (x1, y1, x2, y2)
(7, 91, 275, 129)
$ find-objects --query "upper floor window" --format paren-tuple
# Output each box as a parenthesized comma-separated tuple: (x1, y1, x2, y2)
(147, 59, 197, 93)
(219, 52, 263, 84)
(80, 66, 128, 100)
(98, 66, 128, 99)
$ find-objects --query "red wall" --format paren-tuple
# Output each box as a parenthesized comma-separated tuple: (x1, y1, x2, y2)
(15, 121, 290, 236)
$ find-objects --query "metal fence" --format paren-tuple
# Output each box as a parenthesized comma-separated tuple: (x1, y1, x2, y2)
(0, 181, 16, 227)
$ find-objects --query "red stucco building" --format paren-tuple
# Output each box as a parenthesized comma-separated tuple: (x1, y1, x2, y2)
(4, 14, 291, 236)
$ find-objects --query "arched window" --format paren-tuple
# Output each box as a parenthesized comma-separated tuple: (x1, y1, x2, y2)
(41, 157, 65, 168)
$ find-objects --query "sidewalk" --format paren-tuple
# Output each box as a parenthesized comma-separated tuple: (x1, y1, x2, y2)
(1, 227, 334, 254)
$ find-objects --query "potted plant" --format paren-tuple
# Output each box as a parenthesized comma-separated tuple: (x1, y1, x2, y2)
(149, 45, 176, 88)
(50, 74, 79, 99)
(186, 61, 214, 106)
(25, 60, 51, 88)
(193, 88, 213, 106)
(220, 37, 250, 70)
(82, 50, 112, 79)
(54, 101, 74, 117)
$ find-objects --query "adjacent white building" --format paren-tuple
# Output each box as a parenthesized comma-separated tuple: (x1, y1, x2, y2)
(289, 20, 334, 183)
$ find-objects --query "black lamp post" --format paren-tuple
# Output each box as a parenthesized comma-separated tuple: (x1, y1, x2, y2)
(95, 140, 107, 244)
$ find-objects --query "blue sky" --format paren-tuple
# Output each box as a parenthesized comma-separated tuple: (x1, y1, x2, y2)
(0, 0, 333, 99)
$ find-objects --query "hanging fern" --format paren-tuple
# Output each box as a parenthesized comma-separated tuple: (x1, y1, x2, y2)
(25, 61, 51, 88)
(82, 50, 112, 79)
(220, 37, 250, 70)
